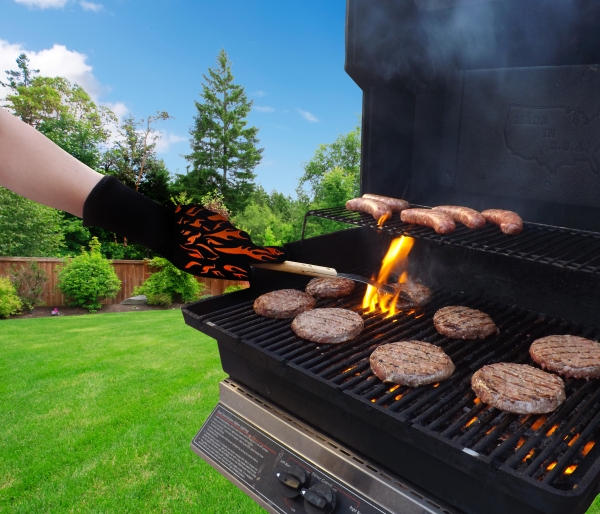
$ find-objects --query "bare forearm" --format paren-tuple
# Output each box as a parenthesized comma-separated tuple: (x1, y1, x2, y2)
(0, 107, 103, 217)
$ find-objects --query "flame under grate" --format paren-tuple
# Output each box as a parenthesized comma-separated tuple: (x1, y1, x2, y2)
(202, 286, 600, 491)
(302, 206, 600, 276)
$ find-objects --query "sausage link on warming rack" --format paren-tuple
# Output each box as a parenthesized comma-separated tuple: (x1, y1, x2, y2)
(302, 206, 600, 276)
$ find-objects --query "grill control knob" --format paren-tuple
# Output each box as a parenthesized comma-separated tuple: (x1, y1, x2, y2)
(275, 465, 307, 499)
(301, 483, 336, 514)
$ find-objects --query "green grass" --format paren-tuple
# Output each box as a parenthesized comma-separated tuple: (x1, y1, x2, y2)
(0, 310, 264, 513)
(3, 311, 600, 514)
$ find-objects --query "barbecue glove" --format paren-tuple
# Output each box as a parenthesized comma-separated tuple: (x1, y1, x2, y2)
(82, 175, 287, 280)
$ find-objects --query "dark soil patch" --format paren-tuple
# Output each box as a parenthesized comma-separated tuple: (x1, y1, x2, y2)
(11, 303, 187, 319)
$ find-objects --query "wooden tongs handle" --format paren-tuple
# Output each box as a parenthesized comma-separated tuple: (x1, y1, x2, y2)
(252, 260, 338, 278)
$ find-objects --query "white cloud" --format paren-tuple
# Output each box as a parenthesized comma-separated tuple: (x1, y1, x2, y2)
(0, 40, 107, 102)
(254, 105, 274, 113)
(297, 108, 319, 123)
(102, 101, 128, 120)
(80, 1, 103, 12)
(14, 0, 68, 8)
(154, 132, 187, 154)
(252, 90, 266, 98)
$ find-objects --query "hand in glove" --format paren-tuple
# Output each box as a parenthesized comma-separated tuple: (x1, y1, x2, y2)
(83, 176, 287, 280)
(172, 204, 286, 280)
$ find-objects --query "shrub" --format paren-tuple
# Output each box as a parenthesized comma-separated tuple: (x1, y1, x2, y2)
(0, 277, 23, 318)
(134, 257, 207, 307)
(223, 284, 249, 294)
(8, 261, 48, 312)
(56, 237, 121, 313)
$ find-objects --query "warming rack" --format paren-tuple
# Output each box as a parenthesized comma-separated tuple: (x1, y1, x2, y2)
(301, 206, 600, 276)
(198, 285, 600, 493)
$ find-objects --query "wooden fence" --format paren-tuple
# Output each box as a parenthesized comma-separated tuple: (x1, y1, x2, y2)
(0, 257, 246, 307)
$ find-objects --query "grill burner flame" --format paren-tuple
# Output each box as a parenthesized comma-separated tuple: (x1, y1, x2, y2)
(363, 236, 415, 317)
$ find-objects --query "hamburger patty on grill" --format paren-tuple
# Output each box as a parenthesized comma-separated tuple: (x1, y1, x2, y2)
(254, 289, 316, 319)
(370, 341, 455, 387)
(305, 277, 355, 298)
(434, 306, 498, 339)
(384, 281, 432, 309)
(291, 308, 364, 344)
(530, 335, 600, 379)
(471, 363, 566, 414)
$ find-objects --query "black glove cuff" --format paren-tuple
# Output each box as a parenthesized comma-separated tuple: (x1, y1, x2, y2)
(82, 175, 174, 258)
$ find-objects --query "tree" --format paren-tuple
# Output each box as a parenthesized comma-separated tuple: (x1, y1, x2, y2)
(233, 186, 301, 246)
(1, 53, 39, 93)
(3, 71, 114, 169)
(0, 187, 64, 257)
(180, 49, 262, 214)
(299, 123, 361, 199)
(100, 112, 172, 195)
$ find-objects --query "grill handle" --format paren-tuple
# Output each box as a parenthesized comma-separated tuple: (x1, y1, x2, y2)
(252, 260, 338, 278)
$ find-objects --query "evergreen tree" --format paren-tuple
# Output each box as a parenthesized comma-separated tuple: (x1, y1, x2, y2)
(181, 49, 262, 214)
(1, 53, 39, 93)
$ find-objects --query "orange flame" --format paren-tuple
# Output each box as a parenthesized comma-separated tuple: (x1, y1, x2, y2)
(523, 449, 535, 462)
(363, 236, 415, 317)
(377, 213, 392, 227)
(582, 441, 596, 456)
(564, 465, 578, 475)
(531, 416, 547, 432)
(464, 417, 478, 429)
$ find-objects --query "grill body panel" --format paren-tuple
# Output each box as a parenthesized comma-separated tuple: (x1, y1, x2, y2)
(183, 230, 600, 514)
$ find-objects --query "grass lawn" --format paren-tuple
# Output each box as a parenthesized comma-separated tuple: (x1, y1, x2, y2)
(2, 310, 600, 514)
(0, 310, 264, 513)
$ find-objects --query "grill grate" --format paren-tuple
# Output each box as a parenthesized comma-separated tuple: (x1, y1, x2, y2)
(302, 206, 600, 276)
(201, 286, 600, 491)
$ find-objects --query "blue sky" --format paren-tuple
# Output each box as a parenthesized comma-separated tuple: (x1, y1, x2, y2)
(0, 0, 362, 197)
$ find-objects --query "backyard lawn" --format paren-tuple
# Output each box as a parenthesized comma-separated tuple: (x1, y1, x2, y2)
(2, 310, 600, 514)
(0, 310, 263, 513)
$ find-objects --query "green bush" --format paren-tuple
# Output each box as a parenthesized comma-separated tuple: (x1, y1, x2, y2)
(0, 276, 23, 318)
(8, 261, 48, 312)
(223, 284, 249, 294)
(56, 237, 121, 313)
(134, 257, 207, 307)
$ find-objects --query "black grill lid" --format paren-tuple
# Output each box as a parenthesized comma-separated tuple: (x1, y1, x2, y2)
(346, 0, 600, 231)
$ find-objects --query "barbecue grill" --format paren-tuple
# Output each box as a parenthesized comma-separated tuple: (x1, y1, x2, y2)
(183, 1, 600, 513)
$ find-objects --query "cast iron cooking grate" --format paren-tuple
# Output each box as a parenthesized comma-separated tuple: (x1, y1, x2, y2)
(301, 206, 600, 277)
(201, 285, 600, 492)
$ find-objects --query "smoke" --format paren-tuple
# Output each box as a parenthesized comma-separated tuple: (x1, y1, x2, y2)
(349, 0, 592, 93)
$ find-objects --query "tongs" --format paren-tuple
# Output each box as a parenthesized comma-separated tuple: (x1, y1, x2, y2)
(252, 261, 397, 295)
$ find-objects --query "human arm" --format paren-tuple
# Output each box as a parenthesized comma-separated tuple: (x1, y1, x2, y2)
(0, 107, 287, 279)
(0, 107, 103, 217)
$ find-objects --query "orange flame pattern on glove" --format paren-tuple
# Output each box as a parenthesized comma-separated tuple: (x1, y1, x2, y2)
(173, 205, 287, 280)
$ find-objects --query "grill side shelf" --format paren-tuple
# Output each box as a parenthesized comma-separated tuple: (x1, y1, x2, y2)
(301, 207, 600, 277)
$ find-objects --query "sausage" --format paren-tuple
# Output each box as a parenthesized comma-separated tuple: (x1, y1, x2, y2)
(432, 205, 486, 229)
(362, 194, 410, 212)
(346, 198, 392, 223)
(400, 208, 456, 234)
(481, 209, 523, 235)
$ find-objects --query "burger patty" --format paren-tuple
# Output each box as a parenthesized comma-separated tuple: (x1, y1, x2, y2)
(471, 363, 566, 414)
(370, 341, 455, 387)
(253, 289, 316, 319)
(291, 308, 364, 344)
(434, 306, 498, 339)
(530, 335, 600, 379)
(384, 281, 432, 309)
(305, 277, 355, 298)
